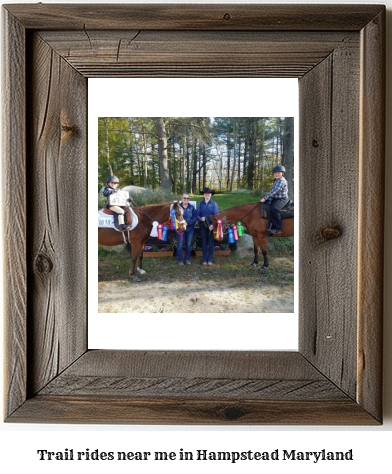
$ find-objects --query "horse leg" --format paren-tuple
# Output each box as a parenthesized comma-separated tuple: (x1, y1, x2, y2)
(129, 253, 140, 281)
(250, 241, 260, 267)
(136, 251, 146, 275)
(259, 235, 269, 272)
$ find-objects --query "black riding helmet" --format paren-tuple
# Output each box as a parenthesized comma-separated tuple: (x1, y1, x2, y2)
(272, 165, 286, 174)
(107, 175, 119, 183)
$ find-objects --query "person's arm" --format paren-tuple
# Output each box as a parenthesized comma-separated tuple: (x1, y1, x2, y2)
(187, 206, 198, 226)
(197, 202, 205, 222)
(102, 187, 115, 197)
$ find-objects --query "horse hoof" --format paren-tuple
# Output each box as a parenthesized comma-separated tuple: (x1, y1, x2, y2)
(131, 276, 142, 282)
(259, 266, 267, 272)
(251, 262, 257, 267)
(137, 268, 146, 275)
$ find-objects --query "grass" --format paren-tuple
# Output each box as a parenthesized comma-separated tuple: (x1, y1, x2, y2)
(98, 245, 294, 287)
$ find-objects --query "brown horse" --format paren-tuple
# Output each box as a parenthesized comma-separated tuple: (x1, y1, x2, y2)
(98, 202, 184, 281)
(212, 202, 294, 270)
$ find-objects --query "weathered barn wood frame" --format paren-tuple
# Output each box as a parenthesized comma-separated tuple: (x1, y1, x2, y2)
(3, 4, 385, 424)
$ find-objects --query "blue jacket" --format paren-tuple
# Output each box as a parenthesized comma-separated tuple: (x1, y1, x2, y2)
(180, 203, 198, 232)
(103, 185, 117, 208)
(196, 199, 219, 226)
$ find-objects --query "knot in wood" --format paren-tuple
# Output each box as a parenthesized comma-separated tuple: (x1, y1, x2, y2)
(61, 124, 77, 133)
(312, 139, 319, 148)
(314, 225, 342, 245)
(34, 253, 53, 275)
(223, 13, 231, 21)
(223, 405, 244, 420)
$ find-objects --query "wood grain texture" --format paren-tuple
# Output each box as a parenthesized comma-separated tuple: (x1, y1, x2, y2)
(2, 4, 385, 425)
(38, 30, 358, 78)
(298, 40, 360, 399)
(37, 351, 347, 401)
(2, 9, 27, 419)
(357, 9, 385, 422)
(4, 4, 384, 31)
(10, 396, 377, 425)
(27, 33, 88, 396)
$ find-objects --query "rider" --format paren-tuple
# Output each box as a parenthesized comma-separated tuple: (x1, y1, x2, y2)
(260, 165, 289, 234)
(103, 175, 133, 230)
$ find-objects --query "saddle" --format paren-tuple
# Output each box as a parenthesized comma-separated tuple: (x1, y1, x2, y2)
(98, 206, 138, 232)
(261, 200, 294, 220)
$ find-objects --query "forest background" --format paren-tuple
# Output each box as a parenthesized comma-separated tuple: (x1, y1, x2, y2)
(98, 117, 294, 199)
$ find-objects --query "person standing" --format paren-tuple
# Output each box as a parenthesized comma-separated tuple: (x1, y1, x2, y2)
(260, 165, 289, 234)
(197, 187, 219, 265)
(176, 194, 198, 265)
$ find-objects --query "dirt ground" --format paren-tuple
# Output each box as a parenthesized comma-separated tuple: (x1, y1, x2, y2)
(98, 249, 294, 313)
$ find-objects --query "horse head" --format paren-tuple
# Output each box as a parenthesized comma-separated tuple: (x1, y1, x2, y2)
(172, 201, 186, 232)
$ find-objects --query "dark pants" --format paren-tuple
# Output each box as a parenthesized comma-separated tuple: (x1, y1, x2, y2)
(199, 225, 215, 263)
(267, 198, 289, 231)
(176, 228, 195, 262)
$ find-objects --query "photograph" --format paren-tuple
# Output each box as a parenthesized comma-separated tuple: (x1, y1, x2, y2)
(98, 117, 295, 313)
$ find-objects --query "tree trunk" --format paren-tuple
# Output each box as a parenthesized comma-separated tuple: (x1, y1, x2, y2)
(230, 118, 238, 191)
(103, 117, 113, 176)
(226, 133, 231, 191)
(282, 117, 295, 201)
(192, 137, 197, 193)
(246, 118, 257, 190)
(155, 117, 170, 192)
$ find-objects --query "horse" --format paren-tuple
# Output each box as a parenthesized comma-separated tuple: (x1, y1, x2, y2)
(212, 202, 294, 270)
(98, 201, 184, 281)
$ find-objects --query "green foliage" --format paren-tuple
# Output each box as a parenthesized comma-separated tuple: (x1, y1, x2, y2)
(98, 117, 293, 194)
(130, 188, 178, 206)
(99, 187, 179, 209)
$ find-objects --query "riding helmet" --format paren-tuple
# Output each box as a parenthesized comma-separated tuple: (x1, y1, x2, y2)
(272, 165, 286, 174)
(106, 175, 119, 183)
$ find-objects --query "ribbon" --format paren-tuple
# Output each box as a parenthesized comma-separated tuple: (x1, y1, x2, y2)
(233, 224, 239, 240)
(150, 221, 158, 237)
(170, 209, 176, 229)
(158, 223, 163, 240)
(215, 219, 223, 240)
(237, 221, 244, 236)
(161, 225, 169, 241)
(228, 227, 235, 244)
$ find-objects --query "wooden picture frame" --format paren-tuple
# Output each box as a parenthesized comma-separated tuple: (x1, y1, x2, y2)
(3, 4, 385, 424)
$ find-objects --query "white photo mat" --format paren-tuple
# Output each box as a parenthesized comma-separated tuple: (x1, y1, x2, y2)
(89, 78, 299, 350)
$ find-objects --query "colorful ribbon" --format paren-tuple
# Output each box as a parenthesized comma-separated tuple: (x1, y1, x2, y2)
(161, 225, 169, 241)
(170, 209, 176, 229)
(150, 221, 158, 237)
(233, 224, 239, 240)
(228, 227, 235, 244)
(215, 219, 223, 239)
